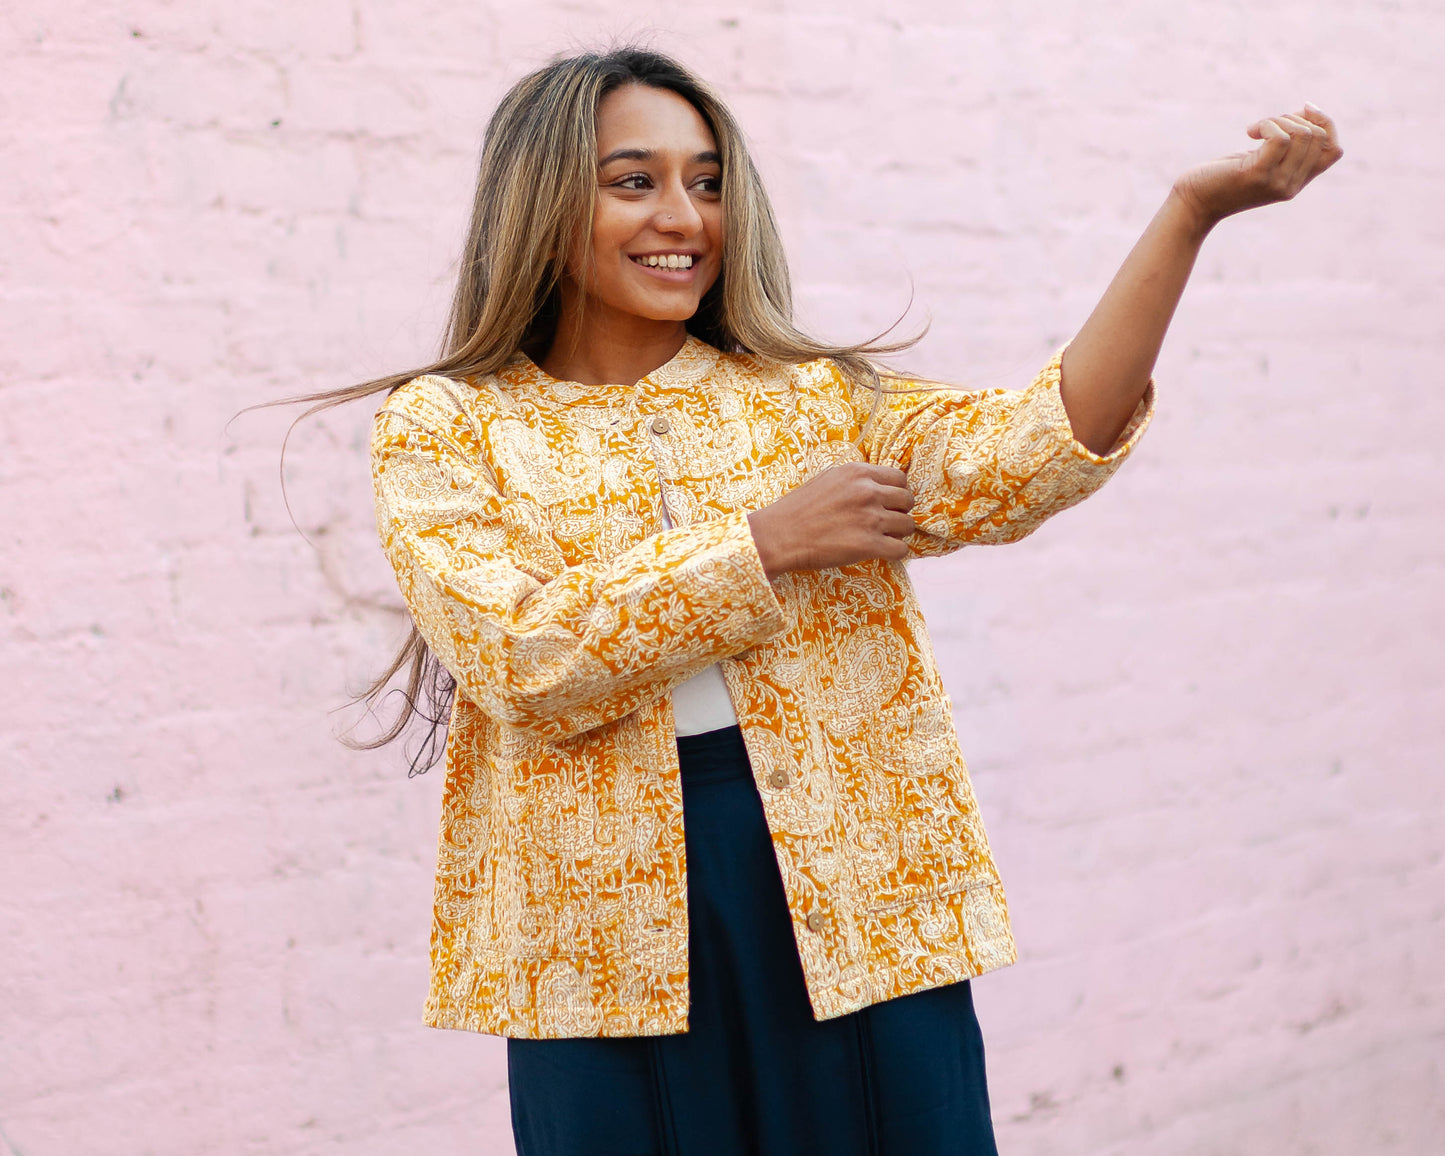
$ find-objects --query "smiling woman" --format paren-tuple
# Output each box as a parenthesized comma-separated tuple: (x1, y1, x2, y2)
(542, 85, 726, 387)
(282, 42, 1340, 1156)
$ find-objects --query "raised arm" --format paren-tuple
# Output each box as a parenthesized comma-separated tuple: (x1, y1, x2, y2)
(1060, 104, 1343, 453)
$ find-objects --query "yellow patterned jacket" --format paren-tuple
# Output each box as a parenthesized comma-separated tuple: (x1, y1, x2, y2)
(371, 336, 1151, 1039)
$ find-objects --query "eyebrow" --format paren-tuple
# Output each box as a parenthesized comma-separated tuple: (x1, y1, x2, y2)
(598, 147, 722, 167)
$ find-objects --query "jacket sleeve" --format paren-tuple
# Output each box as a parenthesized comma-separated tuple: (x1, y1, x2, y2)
(847, 348, 1153, 555)
(371, 375, 786, 742)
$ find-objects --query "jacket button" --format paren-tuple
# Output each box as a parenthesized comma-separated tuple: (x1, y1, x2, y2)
(768, 769, 788, 788)
(806, 910, 825, 933)
(650, 415, 671, 434)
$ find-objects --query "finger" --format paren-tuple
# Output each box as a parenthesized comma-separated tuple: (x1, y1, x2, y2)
(1248, 116, 1289, 142)
(1277, 113, 1328, 189)
(1301, 101, 1340, 147)
(1288, 111, 1329, 187)
(1248, 117, 1293, 174)
(1278, 112, 1328, 144)
(1301, 101, 1344, 168)
(877, 536, 910, 563)
(877, 484, 915, 512)
(1278, 112, 1330, 145)
(880, 511, 918, 539)
(1251, 117, 1292, 155)
(864, 464, 909, 488)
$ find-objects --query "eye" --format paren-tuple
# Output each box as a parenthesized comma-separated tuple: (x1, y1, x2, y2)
(610, 172, 653, 191)
(692, 173, 722, 194)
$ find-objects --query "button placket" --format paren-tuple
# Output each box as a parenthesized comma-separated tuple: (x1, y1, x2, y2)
(646, 410, 679, 529)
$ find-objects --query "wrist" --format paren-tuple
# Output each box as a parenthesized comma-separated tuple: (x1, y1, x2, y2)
(1165, 182, 1219, 245)
(747, 509, 790, 580)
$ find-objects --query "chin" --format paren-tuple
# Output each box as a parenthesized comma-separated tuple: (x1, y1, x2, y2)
(630, 295, 705, 322)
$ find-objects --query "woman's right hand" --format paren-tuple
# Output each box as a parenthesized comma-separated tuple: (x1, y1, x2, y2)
(747, 462, 917, 579)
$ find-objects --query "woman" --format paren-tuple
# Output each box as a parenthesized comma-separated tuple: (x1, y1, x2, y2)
(353, 46, 1339, 1156)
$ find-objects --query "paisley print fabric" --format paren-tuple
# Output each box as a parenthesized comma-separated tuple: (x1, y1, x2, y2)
(370, 337, 1152, 1039)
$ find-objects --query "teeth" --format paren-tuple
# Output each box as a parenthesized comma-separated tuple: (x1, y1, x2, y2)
(638, 254, 693, 269)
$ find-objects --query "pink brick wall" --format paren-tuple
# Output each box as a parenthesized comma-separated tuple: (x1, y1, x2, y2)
(2, 2, 1441, 1153)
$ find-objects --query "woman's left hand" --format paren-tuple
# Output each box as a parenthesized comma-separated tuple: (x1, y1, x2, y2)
(1172, 103, 1343, 232)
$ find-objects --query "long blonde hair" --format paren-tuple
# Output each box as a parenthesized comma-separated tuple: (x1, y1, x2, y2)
(290, 46, 916, 771)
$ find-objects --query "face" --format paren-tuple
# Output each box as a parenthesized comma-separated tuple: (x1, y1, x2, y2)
(568, 84, 724, 323)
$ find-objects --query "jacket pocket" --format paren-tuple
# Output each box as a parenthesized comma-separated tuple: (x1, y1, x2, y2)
(866, 876, 1017, 976)
(866, 694, 961, 777)
(846, 695, 1001, 913)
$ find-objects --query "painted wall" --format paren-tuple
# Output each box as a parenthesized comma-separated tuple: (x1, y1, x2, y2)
(2, 1, 1440, 1153)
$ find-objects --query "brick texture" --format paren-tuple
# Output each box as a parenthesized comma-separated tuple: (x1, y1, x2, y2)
(2, 2, 1441, 1153)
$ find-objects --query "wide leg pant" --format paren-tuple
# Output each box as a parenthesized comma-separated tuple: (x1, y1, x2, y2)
(507, 725, 1000, 1156)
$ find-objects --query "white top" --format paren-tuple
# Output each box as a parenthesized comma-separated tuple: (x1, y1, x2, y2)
(669, 661, 741, 736)
(659, 500, 742, 736)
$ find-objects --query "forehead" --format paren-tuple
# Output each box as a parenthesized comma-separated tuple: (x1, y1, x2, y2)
(595, 84, 718, 158)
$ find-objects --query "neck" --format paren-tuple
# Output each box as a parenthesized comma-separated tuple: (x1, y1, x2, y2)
(539, 285, 690, 386)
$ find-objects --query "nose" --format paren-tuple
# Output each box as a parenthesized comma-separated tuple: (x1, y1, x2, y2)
(654, 176, 704, 236)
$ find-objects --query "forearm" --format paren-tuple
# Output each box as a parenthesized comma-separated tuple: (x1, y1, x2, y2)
(1059, 188, 1212, 454)
(392, 512, 786, 741)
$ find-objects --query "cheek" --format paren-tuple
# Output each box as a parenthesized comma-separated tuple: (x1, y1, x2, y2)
(705, 212, 725, 286)
(705, 207, 725, 255)
(567, 205, 620, 279)
(589, 202, 641, 256)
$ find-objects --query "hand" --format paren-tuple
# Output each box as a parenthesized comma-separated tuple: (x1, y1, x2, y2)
(1172, 103, 1343, 231)
(748, 462, 916, 579)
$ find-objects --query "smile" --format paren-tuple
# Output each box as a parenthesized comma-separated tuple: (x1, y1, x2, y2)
(631, 253, 696, 270)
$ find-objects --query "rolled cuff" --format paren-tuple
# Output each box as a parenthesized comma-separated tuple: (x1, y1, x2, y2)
(1033, 346, 1155, 467)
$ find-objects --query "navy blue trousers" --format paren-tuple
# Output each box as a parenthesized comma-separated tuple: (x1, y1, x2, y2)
(508, 725, 999, 1156)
